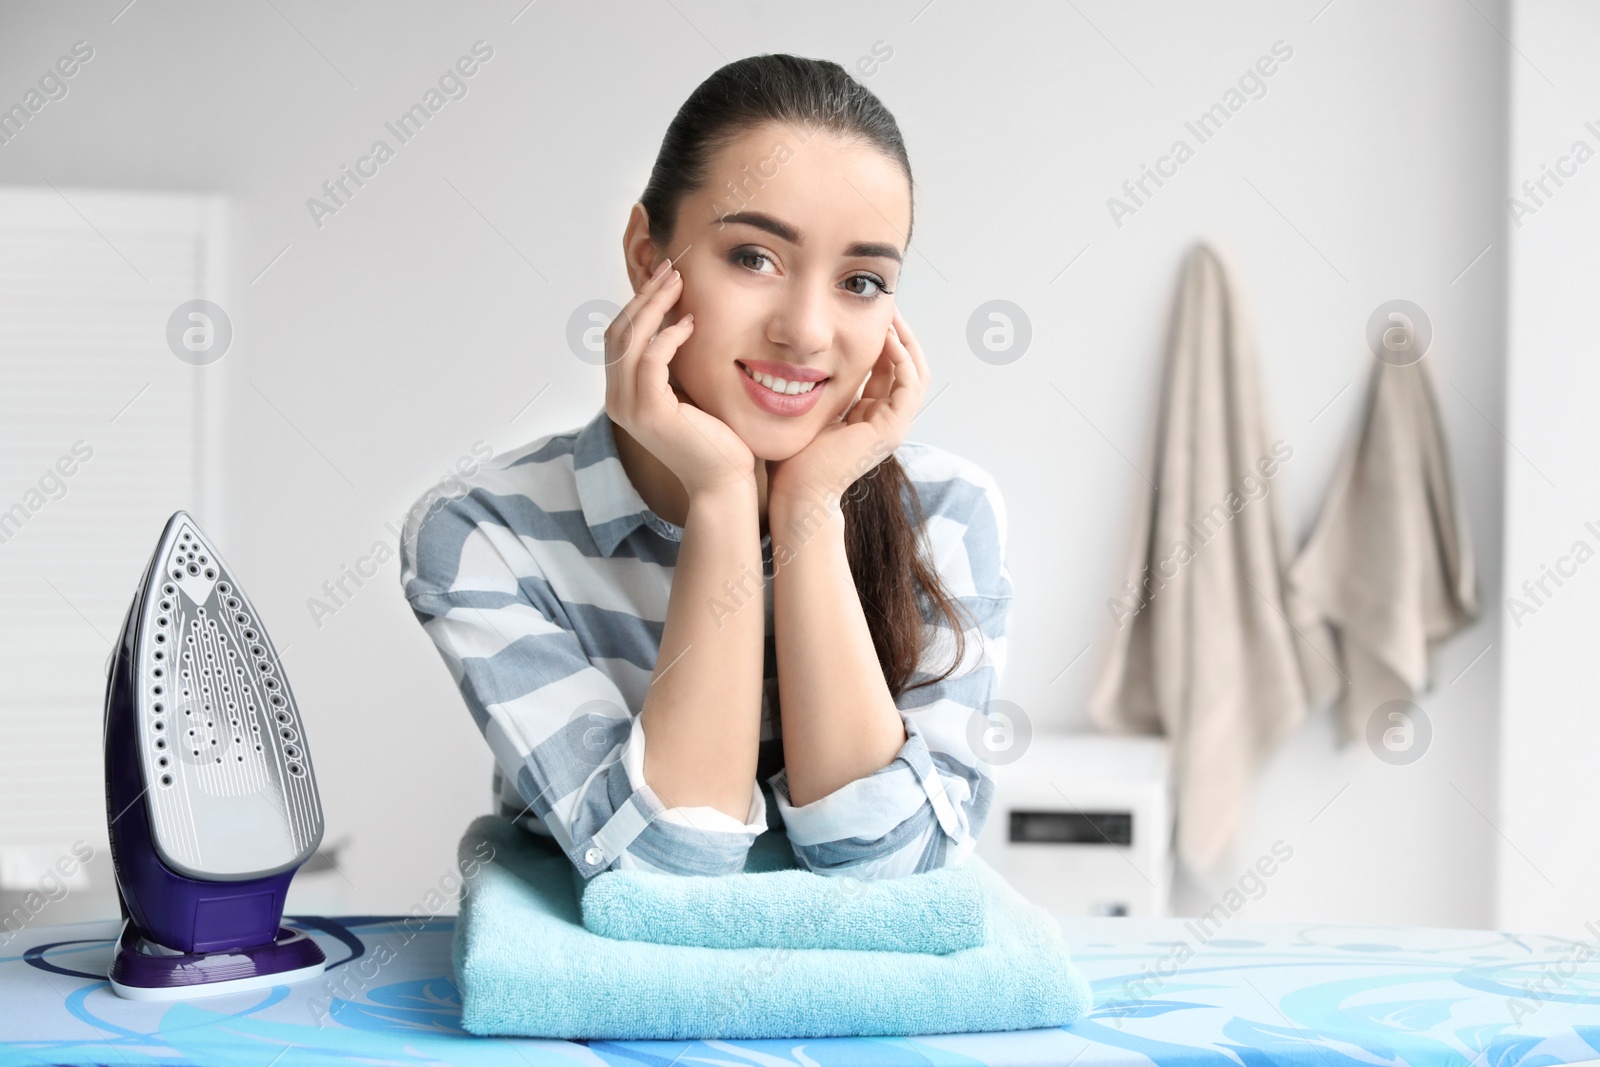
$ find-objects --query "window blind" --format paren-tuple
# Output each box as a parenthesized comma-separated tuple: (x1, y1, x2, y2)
(0, 187, 225, 903)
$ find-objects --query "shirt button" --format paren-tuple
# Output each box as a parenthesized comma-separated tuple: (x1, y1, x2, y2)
(584, 847, 604, 865)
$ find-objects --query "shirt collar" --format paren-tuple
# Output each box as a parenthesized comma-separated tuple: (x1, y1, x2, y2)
(573, 406, 686, 556)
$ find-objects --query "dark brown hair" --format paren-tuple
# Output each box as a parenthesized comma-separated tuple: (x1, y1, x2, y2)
(638, 53, 972, 697)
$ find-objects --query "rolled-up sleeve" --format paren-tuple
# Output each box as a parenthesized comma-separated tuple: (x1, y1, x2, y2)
(768, 468, 1012, 879)
(400, 492, 766, 881)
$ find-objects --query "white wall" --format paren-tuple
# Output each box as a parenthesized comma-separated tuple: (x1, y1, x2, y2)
(1498, 0, 1600, 940)
(0, 0, 1527, 927)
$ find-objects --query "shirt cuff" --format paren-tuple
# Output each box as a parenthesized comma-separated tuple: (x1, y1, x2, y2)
(622, 711, 767, 834)
(768, 721, 964, 848)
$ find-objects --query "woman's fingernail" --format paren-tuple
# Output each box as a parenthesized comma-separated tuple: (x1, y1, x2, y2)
(652, 258, 671, 281)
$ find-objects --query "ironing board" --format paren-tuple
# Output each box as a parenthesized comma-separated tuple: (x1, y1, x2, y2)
(2, 913, 1598, 1066)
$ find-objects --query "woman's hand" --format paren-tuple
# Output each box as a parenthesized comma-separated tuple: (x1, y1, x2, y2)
(768, 307, 929, 511)
(604, 259, 756, 496)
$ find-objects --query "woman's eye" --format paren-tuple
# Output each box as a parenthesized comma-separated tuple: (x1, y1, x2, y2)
(733, 249, 776, 273)
(843, 273, 890, 300)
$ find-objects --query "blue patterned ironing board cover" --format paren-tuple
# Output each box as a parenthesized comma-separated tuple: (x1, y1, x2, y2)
(2, 914, 1598, 1066)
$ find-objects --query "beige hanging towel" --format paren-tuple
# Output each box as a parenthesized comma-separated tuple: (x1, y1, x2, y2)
(1087, 241, 1325, 877)
(1287, 356, 1479, 744)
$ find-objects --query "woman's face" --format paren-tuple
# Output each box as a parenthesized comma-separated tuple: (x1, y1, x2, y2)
(648, 122, 911, 462)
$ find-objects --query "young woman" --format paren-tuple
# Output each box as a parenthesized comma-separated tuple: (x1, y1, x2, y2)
(400, 54, 1013, 881)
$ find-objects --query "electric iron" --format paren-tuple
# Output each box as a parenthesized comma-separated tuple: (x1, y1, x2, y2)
(103, 510, 326, 1000)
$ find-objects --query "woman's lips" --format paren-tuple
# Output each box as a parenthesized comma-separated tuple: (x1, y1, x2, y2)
(736, 360, 828, 417)
(739, 358, 829, 382)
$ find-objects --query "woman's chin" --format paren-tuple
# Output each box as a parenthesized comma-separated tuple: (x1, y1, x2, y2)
(731, 422, 817, 464)
(751, 441, 813, 464)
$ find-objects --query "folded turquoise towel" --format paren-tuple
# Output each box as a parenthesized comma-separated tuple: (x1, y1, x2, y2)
(578, 830, 986, 953)
(453, 815, 1094, 1039)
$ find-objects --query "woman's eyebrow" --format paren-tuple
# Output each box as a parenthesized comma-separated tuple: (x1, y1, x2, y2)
(716, 210, 903, 264)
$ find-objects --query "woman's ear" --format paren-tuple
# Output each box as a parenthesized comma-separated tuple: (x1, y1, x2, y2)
(622, 202, 660, 293)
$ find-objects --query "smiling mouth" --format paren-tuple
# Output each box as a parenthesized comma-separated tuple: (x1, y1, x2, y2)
(737, 361, 828, 395)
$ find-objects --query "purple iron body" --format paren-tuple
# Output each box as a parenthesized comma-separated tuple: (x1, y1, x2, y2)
(103, 510, 326, 1000)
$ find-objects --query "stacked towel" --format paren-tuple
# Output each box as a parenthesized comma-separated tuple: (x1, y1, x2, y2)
(452, 815, 1093, 1039)
(1288, 357, 1479, 742)
(578, 837, 986, 953)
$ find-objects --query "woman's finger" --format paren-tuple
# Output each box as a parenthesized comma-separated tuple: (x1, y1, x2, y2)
(629, 267, 684, 365)
(604, 259, 669, 406)
(635, 313, 695, 417)
(607, 261, 678, 370)
(860, 331, 896, 403)
(891, 309, 931, 386)
(608, 264, 683, 413)
(878, 322, 925, 423)
(614, 258, 675, 337)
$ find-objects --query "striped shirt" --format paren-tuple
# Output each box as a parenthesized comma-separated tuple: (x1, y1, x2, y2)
(398, 405, 1012, 881)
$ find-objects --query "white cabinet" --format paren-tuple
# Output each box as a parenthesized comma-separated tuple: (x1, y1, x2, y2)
(975, 732, 1172, 917)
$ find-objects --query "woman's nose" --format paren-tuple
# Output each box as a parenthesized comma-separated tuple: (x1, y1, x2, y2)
(767, 276, 832, 356)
